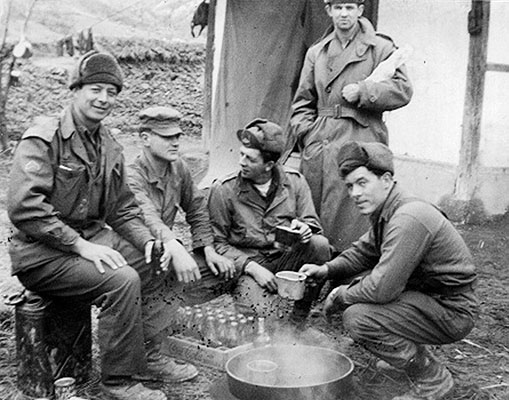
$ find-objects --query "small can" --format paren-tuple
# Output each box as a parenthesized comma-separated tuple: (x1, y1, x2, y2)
(54, 377, 77, 400)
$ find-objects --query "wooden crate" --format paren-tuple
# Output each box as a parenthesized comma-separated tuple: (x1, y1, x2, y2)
(163, 335, 253, 369)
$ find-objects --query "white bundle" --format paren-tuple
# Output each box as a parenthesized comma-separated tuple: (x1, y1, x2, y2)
(366, 45, 413, 83)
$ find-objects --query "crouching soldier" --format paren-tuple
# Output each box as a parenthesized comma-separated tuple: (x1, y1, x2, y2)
(301, 141, 478, 400)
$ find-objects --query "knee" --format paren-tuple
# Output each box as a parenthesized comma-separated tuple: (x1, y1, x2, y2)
(343, 304, 373, 340)
(110, 266, 141, 296)
(307, 235, 332, 264)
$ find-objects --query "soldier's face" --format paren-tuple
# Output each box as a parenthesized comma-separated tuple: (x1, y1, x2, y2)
(326, 3, 363, 33)
(142, 131, 181, 162)
(239, 146, 272, 183)
(72, 83, 118, 124)
(344, 166, 392, 215)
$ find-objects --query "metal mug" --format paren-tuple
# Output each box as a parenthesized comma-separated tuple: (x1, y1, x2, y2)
(54, 377, 77, 400)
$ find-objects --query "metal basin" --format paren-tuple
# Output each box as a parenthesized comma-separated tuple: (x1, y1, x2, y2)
(226, 345, 354, 400)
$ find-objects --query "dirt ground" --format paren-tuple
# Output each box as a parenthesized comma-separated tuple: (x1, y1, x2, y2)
(0, 53, 508, 400)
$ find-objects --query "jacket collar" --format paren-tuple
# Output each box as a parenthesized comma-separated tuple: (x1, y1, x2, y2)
(137, 148, 173, 185)
(370, 182, 403, 226)
(236, 164, 289, 194)
(322, 17, 378, 87)
(321, 17, 378, 52)
(59, 106, 122, 166)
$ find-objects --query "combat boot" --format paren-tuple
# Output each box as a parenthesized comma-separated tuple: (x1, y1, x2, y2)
(393, 346, 454, 400)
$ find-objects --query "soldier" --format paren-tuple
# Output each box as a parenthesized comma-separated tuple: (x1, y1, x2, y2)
(127, 106, 236, 312)
(301, 141, 478, 400)
(208, 118, 331, 327)
(290, 0, 413, 253)
(7, 51, 188, 400)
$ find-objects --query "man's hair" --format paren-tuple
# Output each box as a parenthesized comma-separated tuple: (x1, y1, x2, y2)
(260, 149, 281, 164)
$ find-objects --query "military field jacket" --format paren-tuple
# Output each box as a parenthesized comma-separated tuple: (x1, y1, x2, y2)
(127, 150, 213, 250)
(325, 184, 477, 305)
(208, 165, 322, 271)
(8, 107, 153, 274)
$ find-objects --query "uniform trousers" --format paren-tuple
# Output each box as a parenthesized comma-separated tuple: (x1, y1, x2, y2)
(16, 228, 172, 379)
(342, 290, 478, 369)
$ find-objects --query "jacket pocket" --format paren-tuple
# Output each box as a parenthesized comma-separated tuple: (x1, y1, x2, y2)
(51, 163, 87, 217)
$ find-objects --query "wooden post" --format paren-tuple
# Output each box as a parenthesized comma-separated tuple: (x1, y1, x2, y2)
(453, 0, 490, 204)
(202, 0, 216, 150)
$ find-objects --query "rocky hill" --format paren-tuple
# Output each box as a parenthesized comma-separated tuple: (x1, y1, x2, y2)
(4, 0, 206, 45)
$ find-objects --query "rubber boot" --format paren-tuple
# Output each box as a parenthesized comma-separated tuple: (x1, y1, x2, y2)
(393, 346, 454, 400)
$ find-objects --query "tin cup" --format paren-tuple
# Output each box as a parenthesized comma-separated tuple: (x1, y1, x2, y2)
(275, 271, 307, 300)
(246, 359, 278, 386)
(54, 377, 76, 400)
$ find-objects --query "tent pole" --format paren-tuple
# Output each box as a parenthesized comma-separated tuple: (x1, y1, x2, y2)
(202, 0, 216, 150)
(441, 0, 490, 222)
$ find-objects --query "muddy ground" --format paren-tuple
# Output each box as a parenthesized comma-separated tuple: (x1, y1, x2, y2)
(0, 48, 508, 400)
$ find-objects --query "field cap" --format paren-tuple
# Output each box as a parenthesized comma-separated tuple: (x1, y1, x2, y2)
(337, 141, 394, 178)
(139, 106, 183, 137)
(236, 118, 285, 154)
(69, 50, 123, 92)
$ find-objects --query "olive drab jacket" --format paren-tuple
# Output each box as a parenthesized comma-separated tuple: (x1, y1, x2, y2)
(290, 17, 413, 252)
(127, 149, 214, 250)
(208, 165, 322, 272)
(8, 108, 153, 274)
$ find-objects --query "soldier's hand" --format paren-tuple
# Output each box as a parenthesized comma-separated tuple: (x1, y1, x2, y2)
(290, 219, 312, 244)
(204, 246, 236, 280)
(72, 237, 127, 274)
(245, 261, 278, 293)
(165, 239, 201, 283)
(342, 83, 360, 103)
(299, 263, 328, 281)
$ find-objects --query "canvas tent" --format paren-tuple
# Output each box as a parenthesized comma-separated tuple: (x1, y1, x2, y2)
(201, 0, 509, 222)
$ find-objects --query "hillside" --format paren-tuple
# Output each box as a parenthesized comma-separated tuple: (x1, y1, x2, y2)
(3, 0, 206, 46)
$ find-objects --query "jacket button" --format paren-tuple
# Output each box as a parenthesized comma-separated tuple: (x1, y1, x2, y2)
(325, 87, 331, 93)
(370, 96, 376, 102)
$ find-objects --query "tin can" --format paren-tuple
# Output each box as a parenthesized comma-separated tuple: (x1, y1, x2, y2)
(54, 377, 76, 400)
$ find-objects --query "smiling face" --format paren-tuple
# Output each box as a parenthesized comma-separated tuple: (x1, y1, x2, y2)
(326, 3, 363, 33)
(142, 131, 181, 163)
(72, 83, 118, 126)
(344, 166, 393, 215)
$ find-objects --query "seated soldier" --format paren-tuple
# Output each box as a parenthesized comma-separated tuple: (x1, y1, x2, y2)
(8, 51, 182, 400)
(128, 106, 237, 309)
(301, 141, 478, 400)
(208, 118, 331, 327)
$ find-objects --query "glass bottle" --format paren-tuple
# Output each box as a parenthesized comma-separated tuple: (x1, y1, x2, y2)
(253, 317, 271, 348)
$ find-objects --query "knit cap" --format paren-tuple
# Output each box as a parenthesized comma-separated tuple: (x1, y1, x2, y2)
(69, 50, 123, 92)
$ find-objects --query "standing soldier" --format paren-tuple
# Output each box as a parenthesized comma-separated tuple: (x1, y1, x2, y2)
(290, 0, 413, 252)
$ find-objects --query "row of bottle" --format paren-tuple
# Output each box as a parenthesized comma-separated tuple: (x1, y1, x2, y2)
(174, 305, 271, 348)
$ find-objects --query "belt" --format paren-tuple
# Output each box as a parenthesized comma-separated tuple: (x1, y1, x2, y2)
(318, 104, 351, 119)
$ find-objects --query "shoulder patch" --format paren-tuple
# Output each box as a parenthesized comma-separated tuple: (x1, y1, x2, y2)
(376, 32, 395, 45)
(22, 116, 59, 143)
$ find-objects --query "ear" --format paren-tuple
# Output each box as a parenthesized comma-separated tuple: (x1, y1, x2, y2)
(325, 4, 333, 17)
(381, 172, 393, 188)
(358, 4, 364, 16)
(265, 160, 275, 172)
(140, 131, 151, 146)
